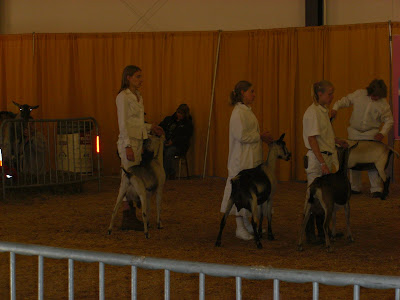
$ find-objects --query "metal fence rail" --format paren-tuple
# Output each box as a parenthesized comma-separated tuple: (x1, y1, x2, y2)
(0, 117, 101, 199)
(0, 241, 399, 300)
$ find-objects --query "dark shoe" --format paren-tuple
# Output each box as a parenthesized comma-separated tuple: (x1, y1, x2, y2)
(351, 190, 361, 194)
(371, 192, 383, 199)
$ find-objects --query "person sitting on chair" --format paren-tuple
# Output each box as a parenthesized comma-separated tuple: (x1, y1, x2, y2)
(159, 104, 193, 179)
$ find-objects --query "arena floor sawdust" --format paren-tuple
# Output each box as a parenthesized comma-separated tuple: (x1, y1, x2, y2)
(0, 176, 399, 299)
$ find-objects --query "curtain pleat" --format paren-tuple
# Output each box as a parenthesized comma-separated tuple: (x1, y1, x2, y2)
(0, 23, 397, 180)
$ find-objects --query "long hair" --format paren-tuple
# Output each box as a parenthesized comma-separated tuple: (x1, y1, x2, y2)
(366, 79, 387, 99)
(176, 104, 190, 120)
(118, 65, 142, 94)
(230, 81, 252, 105)
(311, 80, 334, 106)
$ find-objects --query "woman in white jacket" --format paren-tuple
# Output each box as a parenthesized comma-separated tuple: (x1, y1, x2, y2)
(331, 79, 394, 198)
(116, 65, 163, 230)
(220, 80, 273, 241)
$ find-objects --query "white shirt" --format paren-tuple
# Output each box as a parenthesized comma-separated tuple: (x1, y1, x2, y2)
(332, 89, 394, 139)
(227, 103, 263, 177)
(116, 89, 151, 147)
(303, 103, 336, 153)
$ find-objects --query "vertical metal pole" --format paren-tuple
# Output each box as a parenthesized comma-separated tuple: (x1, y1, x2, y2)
(38, 255, 44, 300)
(395, 288, 399, 300)
(68, 259, 74, 300)
(164, 269, 170, 300)
(99, 262, 105, 300)
(54, 122, 58, 183)
(388, 20, 395, 182)
(353, 284, 360, 300)
(199, 273, 205, 300)
(273, 279, 280, 300)
(313, 282, 319, 300)
(202, 30, 222, 179)
(235, 276, 241, 300)
(10, 252, 15, 300)
(131, 266, 137, 300)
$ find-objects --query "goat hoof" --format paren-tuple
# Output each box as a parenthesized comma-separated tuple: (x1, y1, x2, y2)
(297, 245, 304, 252)
(107, 230, 112, 235)
(348, 236, 355, 243)
(267, 234, 275, 241)
(157, 224, 163, 229)
(145, 233, 150, 239)
(326, 246, 333, 253)
(256, 243, 263, 249)
(215, 241, 221, 247)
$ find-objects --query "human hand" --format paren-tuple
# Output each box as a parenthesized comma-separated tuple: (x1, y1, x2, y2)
(374, 133, 384, 142)
(330, 109, 337, 120)
(260, 131, 273, 144)
(336, 139, 349, 148)
(152, 124, 164, 136)
(321, 163, 330, 175)
(126, 147, 135, 161)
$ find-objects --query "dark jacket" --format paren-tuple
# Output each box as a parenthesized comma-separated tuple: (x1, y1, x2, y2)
(159, 113, 193, 155)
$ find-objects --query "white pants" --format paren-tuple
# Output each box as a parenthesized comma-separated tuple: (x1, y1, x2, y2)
(305, 150, 337, 187)
(350, 169, 382, 193)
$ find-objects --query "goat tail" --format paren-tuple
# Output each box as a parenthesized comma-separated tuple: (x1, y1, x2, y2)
(121, 167, 132, 178)
(230, 176, 241, 204)
(392, 149, 400, 159)
(308, 179, 321, 204)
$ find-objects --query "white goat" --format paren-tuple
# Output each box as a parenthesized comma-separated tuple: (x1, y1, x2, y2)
(108, 135, 166, 238)
(215, 133, 291, 249)
(298, 145, 356, 252)
(347, 140, 400, 200)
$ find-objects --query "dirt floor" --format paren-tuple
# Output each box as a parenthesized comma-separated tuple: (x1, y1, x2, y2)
(0, 176, 399, 299)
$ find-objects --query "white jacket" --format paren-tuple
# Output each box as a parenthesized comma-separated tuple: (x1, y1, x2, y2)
(332, 89, 393, 140)
(227, 103, 263, 177)
(116, 89, 151, 148)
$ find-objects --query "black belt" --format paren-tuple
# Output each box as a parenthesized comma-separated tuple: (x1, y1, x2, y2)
(321, 151, 333, 156)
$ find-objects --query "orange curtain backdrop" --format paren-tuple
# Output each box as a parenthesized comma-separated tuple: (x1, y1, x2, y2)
(209, 29, 298, 180)
(0, 34, 35, 112)
(391, 23, 400, 181)
(295, 27, 326, 181)
(0, 23, 398, 179)
(323, 23, 390, 141)
(32, 32, 218, 175)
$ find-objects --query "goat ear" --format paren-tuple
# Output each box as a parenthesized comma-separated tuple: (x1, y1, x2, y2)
(278, 133, 285, 141)
(31, 105, 39, 110)
(12, 101, 21, 107)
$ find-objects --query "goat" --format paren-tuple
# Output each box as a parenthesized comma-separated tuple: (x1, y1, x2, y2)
(12, 101, 39, 121)
(298, 145, 357, 252)
(346, 140, 400, 200)
(215, 133, 291, 249)
(108, 135, 166, 238)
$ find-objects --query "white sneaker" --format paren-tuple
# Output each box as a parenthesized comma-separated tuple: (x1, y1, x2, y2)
(236, 226, 254, 240)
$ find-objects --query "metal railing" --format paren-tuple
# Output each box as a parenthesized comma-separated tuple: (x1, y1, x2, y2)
(0, 241, 399, 300)
(0, 117, 101, 199)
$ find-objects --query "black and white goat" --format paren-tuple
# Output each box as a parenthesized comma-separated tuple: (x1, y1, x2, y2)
(215, 133, 291, 249)
(347, 140, 400, 200)
(108, 135, 166, 239)
(298, 145, 357, 252)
